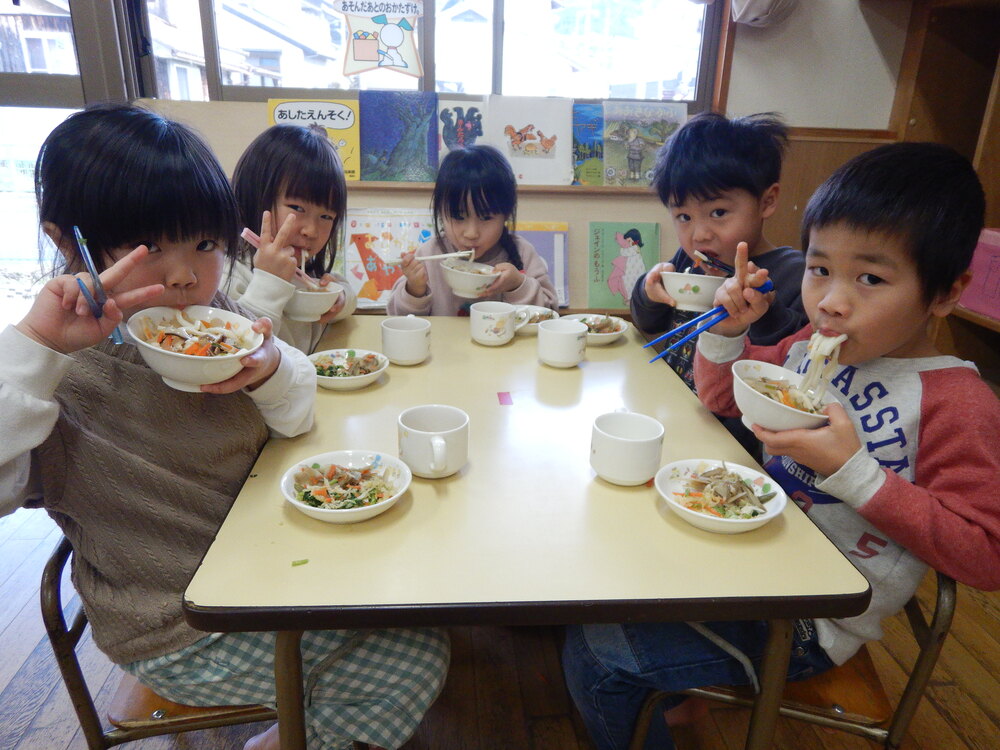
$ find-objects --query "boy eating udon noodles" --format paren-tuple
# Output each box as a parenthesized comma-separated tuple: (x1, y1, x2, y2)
(561, 143, 1000, 750)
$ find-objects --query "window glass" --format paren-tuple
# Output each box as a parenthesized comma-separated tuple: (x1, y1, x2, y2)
(0, 107, 77, 327)
(0, 3, 78, 75)
(500, 0, 706, 100)
(435, 0, 493, 94)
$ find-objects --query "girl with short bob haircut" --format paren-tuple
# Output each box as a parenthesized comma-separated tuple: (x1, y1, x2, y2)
(388, 144, 558, 316)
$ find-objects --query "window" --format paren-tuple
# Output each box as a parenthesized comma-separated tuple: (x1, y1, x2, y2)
(136, 0, 720, 110)
(0, 4, 78, 76)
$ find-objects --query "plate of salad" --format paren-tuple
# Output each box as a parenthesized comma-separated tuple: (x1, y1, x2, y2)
(280, 450, 411, 523)
(654, 459, 787, 534)
(309, 349, 388, 391)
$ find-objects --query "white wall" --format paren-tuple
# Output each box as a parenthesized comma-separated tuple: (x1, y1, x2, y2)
(726, 0, 911, 129)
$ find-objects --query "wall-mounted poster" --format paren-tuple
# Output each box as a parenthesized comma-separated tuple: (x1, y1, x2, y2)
(268, 99, 361, 181)
(337, 1, 424, 78)
(587, 221, 661, 310)
(337, 207, 434, 308)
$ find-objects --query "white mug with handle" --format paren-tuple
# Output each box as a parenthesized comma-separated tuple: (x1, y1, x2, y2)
(398, 404, 470, 479)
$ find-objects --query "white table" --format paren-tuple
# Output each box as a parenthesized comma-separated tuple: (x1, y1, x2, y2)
(184, 314, 870, 749)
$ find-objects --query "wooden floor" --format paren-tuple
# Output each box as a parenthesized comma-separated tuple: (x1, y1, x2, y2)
(2, 507, 998, 750)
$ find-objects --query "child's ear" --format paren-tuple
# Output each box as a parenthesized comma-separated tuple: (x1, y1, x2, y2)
(929, 270, 972, 318)
(42, 222, 75, 263)
(760, 183, 780, 219)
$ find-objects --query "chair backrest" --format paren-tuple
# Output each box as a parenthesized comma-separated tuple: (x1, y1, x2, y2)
(40, 535, 277, 749)
(628, 571, 957, 749)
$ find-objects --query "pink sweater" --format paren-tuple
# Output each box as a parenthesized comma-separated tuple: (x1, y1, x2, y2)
(386, 235, 559, 316)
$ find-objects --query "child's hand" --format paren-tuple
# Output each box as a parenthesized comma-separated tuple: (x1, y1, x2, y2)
(751, 403, 861, 477)
(317, 274, 347, 323)
(201, 317, 281, 394)
(709, 242, 772, 337)
(485, 262, 523, 295)
(399, 251, 428, 297)
(253, 211, 298, 282)
(15, 246, 163, 354)
(643, 262, 678, 306)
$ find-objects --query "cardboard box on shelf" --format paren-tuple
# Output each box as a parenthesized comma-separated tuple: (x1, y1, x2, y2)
(959, 228, 1000, 321)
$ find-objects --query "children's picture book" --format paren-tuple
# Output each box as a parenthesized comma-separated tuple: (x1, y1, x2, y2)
(336, 207, 435, 308)
(513, 221, 569, 307)
(268, 99, 361, 181)
(602, 101, 687, 187)
(572, 102, 604, 186)
(587, 221, 661, 309)
(359, 91, 438, 182)
(438, 97, 488, 156)
(485, 95, 573, 185)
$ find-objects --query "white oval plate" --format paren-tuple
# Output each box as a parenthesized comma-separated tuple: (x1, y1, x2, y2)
(309, 349, 388, 391)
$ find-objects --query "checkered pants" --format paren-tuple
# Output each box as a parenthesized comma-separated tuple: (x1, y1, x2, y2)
(123, 628, 450, 750)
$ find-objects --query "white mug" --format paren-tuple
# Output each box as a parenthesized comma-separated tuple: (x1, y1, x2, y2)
(381, 315, 431, 365)
(590, 410, 665, 486)
(469, 301, 529, 346)
(537, 318, 587, 368)
(398, 404, 470, 479)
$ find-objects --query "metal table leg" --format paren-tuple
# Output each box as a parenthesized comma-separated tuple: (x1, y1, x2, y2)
(275, 630, 306, 750)
(744, 619, 793, 750)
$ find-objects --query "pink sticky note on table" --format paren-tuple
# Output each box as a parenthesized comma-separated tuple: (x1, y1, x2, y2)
(497, 392, 513, 405)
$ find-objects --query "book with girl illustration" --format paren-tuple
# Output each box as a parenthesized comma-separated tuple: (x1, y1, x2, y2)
(587, 221, 661, 309)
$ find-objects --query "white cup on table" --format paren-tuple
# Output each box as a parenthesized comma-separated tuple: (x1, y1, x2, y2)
(381, 315, 431, 365)
(537, 318, 587, 368)
(590, 410, 665, 486)
(469, 301, 529, 346)
(398, 404, 470, 479)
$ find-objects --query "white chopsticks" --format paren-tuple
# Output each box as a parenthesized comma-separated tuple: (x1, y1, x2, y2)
(417, 250, 474, 261)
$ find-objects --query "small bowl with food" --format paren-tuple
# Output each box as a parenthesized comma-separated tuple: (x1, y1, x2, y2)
(126, 305, 263, 392)
(654, 459, 787, 534)
(732, 359, 836, 432)
(563, 314, 629, 345)
(440, 258, 501, 299)
(514, 305, 558, 336)
(280, 450, 411, 524)
(309, 348, 388, 391)
(659, 271, 727, 312)
(285, 280, 344, 323)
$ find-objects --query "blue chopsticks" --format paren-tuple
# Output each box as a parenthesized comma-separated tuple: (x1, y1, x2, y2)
(73, 226, 124, 345)
(644, 278, 774, 363)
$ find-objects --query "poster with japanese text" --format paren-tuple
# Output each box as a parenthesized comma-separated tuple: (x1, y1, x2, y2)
(337, 207, 434, 308)
(587, 221, 661, 309)
(269, 99, 360, 181)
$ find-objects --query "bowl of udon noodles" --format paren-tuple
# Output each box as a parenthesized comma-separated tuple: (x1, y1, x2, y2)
(732, 359, 837, 432)
(126, 305, 263, 392)
(440, 258, 501, 299)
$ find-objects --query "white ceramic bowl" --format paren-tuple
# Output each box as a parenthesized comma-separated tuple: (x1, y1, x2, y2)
(280, 450, 411, 524)
(732, 360, 835, 431)
(126, 305, 263, 392)
(440, 259, 501, 299)
(659, 271, 727, 312)
(654, 459, 787, 534)
(285, 281, 344, 322)
(563, 314, 629, 345)
(514, 305, 559, 335)
(309, 348, 388, 391)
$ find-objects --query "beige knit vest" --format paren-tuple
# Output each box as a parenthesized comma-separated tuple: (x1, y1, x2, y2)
(36, 295, 270, 664)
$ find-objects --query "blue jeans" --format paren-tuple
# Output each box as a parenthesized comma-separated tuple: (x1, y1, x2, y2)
(562, 619, 834, 750)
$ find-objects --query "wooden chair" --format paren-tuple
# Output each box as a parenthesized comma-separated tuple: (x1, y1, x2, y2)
(628, 571, 957, 749)
(41, 535, 278, 748)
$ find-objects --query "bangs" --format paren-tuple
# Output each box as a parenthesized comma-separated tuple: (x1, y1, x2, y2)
(667, 156, 761, 206)
(280, 156, 343, 212)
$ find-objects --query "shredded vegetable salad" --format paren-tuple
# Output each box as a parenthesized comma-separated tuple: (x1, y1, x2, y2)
(292, 457, 398, 510)
(138, 311, 252, 356)
(672, 462, 777, 519)
(313, 350, 382, 378)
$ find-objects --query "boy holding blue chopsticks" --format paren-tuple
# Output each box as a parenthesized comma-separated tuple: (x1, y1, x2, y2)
(564, 142, 1000, 750)
(630, 112, 807, 393)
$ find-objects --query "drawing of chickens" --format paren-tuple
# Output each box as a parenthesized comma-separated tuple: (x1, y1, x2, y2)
(537, 131, 557, 153)
(503, 124, 536, 150)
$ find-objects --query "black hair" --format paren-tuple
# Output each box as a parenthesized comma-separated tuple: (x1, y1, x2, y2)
(801, 142, 985, 303)
(432, 144, 522, 269)
(35, 102, 239, 274)
(232, 124, 347, 278)
(623, 228, 644, 247)
(650, 112, 789, 207)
